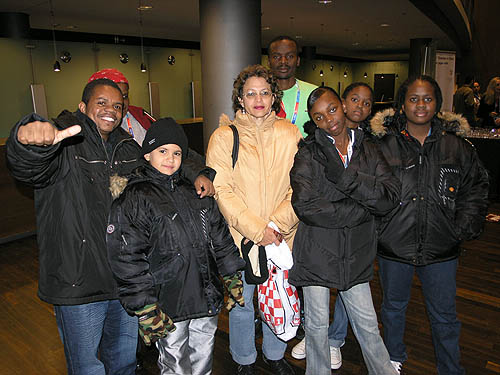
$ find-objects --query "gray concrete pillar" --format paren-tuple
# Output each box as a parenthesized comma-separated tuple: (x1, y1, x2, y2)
(199, 0, 261, 150)
(409, 38, 434, 77)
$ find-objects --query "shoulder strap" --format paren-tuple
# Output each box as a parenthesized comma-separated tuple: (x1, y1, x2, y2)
(229, 124, 239, 169)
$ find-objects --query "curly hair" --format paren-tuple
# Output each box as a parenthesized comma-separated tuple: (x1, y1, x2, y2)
(483, 76, 500, 106)
(393, 75, 442, 127)
(232, 64, 282, 114)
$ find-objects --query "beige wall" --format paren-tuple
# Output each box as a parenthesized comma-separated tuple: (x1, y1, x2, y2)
(0, 38, 201, 137)
(351, 61, 409, 97)
(0, 37, 409, 137)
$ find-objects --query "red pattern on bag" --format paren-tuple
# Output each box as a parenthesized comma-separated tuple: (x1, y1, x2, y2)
(258, 263, 300, 341)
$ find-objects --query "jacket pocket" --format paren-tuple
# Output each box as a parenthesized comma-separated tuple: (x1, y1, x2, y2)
(437, 165, 460, 212)
(150, 253, 185, 285)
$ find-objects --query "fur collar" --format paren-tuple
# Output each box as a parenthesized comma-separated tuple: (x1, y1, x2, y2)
(109, 174, 129, 199)
(369, 108, 470, 138)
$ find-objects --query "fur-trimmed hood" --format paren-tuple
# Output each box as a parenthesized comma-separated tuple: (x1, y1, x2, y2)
(109, 165, 181, 200)
(369, 108, 470, 138)
(109, 174, 129, 199)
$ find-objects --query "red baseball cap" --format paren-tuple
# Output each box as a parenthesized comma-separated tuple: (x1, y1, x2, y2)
(88, 68, 128, 84)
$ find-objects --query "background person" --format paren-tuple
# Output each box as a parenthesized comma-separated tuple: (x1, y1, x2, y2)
(477, 76, 500, 128)
(370, 75, 489, 374)
(268, 35, 317, 137)
(206, 64, 302, 375)
(107, 118, 245, 375)
(453, 75, 476, 127)
(289, 86, 400, 375)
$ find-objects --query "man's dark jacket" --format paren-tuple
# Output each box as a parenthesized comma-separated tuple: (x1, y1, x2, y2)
(6, 110, 213, 305)
(370, 109, 489, 265)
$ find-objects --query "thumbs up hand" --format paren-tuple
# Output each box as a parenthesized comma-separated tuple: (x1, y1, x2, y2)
(17, 121, 81, 146)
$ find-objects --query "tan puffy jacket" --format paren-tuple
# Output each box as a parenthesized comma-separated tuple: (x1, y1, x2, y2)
(206, 110, 302, 259)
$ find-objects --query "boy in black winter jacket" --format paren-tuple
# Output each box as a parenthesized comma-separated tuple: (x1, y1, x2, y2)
(106, 118, 245, 375)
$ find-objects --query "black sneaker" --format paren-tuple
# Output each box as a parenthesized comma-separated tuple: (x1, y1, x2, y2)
(237, 363, 255, 375)
(263, 356, 295, 375)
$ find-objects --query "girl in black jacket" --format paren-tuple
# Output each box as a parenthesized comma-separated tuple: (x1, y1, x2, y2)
(289, 86, 400, 375)
(106, 118, 245, 375)
(370, 76, 489, 375)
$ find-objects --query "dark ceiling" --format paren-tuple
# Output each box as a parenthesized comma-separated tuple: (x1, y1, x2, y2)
(0, 0, 456, 61)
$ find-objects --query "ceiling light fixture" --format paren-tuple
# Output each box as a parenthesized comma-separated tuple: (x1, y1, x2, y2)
(138, 4, 153, 11)
(48, 0, 60, 72)
(138, 0, 147, 72)
(343, 70, 348, 78)
(364, 72, 368, 78)
(380, 23, 390, 27)
(319, 69, 324, 77)
(318, 0, 332, 3)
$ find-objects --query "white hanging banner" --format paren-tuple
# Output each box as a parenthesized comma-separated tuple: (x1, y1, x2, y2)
(435, 51, 456, 112)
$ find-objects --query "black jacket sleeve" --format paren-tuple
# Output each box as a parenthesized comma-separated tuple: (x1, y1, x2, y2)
(106, 190, 157, 314)
(454, 142, 489, 241)
(207, 198, 245, 277)
(6, 113, 65, 188)
(291, 146, 371, 229)
(335, 142, 401, 216)
(181, 147, 216, 183)
(291, 140, 400, 229)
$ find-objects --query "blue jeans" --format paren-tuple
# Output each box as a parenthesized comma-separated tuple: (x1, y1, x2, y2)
(378, 257, 465, 375)
(328, 295, 348, 348)
(55, 300, 138, 375)
(229, 272, 287, 365)
(303, 283, 397, 375)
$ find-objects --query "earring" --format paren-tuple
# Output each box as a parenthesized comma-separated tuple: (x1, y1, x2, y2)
(242, 107, 246, 114)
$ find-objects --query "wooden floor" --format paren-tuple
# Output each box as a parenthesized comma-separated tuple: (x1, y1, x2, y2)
(1, 205, 500, 374)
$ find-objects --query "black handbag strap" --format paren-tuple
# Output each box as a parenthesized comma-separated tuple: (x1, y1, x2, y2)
(240, 238, 269, 284)
(229, 124, 239, 169)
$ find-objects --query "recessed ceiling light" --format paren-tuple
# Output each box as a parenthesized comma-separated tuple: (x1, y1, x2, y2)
(295, 35, 303, 39)
(138, 5, 153, 11)
(352, 42, 360, 46)
(66, 25, 77, 29)
(318, 0, 332, 3)
(262, 26, 271, 31)
(380, 23, 390, 27)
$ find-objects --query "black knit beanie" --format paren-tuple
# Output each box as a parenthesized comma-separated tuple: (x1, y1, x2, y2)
(141, 117, 188, 159)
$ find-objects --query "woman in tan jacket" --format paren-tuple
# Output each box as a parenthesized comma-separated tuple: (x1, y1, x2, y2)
(206, 64, 301, 375)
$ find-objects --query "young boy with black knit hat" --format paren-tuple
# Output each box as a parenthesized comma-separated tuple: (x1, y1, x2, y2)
(106, 118, 245, 375)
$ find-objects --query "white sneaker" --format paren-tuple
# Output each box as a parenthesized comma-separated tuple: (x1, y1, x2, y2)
(330, 346, 342, 369)
(391, 360, 402, 374)
(291, 338, 306, 359)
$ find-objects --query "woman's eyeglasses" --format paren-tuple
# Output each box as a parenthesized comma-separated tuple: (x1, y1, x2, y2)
(243, 90, 272, 99)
